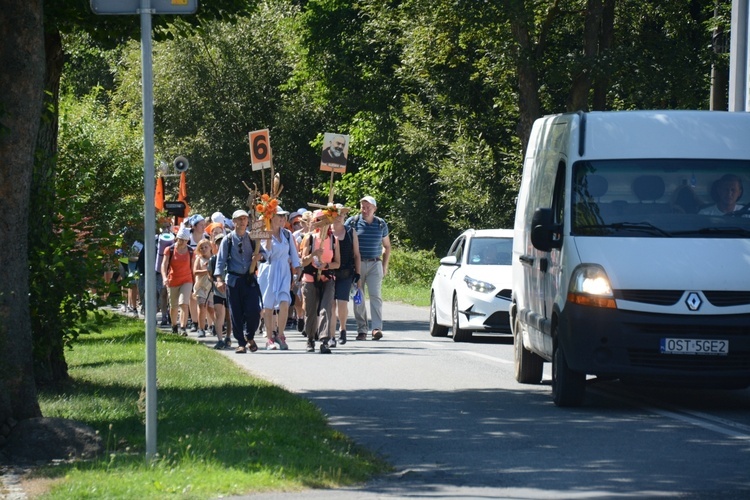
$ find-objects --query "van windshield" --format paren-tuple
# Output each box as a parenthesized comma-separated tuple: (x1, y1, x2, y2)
(572, 160, 750, 238)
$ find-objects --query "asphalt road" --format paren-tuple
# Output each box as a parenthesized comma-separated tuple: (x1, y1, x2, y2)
(188, 302, 750, 500)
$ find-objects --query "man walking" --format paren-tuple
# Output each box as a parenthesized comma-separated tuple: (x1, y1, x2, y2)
(214, 210, 264, 353)
(346, 196, 390, 340)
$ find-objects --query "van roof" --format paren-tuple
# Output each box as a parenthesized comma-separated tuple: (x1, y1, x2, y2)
(569, 110, 750, 161)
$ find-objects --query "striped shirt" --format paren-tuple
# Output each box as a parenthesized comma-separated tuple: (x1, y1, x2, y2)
(346, 215, 388, 260)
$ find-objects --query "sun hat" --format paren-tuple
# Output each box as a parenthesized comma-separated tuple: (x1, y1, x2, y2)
(276, 206, 290, 215)
(176, 227, 191, 241)
(205, 222, 224, 236)
(360, 196, 377, 207)
(211, 211, 225, 223)
(187, 214, 205, 226)
(232, 209, 249, 219)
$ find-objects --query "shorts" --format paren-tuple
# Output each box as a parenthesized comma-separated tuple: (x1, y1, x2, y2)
(213, 295, 227, 307)
(168, 282, 193, 310)
(334, 276, 354, 301)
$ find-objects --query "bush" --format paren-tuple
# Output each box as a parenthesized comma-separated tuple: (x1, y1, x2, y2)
(386, 247, 438, 288)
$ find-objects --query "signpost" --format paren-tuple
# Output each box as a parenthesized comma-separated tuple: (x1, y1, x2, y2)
(91, 0, 198, 461)
(319, 132, 349, 203)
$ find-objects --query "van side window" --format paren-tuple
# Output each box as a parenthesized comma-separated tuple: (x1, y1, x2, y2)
(551, 161, 566, 226)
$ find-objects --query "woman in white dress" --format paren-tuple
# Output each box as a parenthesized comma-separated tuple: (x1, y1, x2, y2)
(258, 207, 301, 350)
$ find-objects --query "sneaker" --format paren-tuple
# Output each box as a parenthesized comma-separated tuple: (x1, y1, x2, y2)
(372, 329, 383, 341)
(198, 329, 206, 338)
(319, 341, 331, 354)
(210, 325, 217, 336)
(213, 339, 225, 350)
(339, 331, 347, 345)
(224, 336, 231, 348)
(190, 323, 198, 333)
(329, 337, 337, 348)
(180, 327, 188, 337)
(172, 325, 178, 334)
(266, 339, 279, 350)
(277, 335, 288, 350)
(306, 341, 315, 352)
(356, 332, 367, 341)
(297, 318, 305, 332)
(160, 319, 170, 327)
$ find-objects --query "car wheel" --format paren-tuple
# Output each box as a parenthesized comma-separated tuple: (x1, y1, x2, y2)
(514, 317, 543, 384)
(551, 338, 586, 407)
(452, 295, 472, 342)
(429, 293, 449, 337)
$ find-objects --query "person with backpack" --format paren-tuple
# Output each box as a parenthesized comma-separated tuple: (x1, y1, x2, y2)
(300, 210, 341, 353)
(345, 196, 390, 341)
(213, 209, 265, 354)
(161, 227, 195, 336)
(330, 204, 360, 345)
(257, 206, 301, 350)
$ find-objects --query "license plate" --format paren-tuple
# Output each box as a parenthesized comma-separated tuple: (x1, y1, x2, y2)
(660, 338, 729, 356)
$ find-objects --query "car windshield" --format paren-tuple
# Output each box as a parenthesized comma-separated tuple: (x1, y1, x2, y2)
(572, 159, 750, 238)
(468, 237, 513, 265)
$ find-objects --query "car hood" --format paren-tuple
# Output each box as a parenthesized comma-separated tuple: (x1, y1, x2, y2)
(573, 237, 750, 291)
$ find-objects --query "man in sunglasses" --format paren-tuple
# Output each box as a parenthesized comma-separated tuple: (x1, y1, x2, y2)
(214, 210, 265, 353)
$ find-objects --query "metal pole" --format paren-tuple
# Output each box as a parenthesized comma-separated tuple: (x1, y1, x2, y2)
(140, 0, 158, 460)
(729, 0, 749, 111)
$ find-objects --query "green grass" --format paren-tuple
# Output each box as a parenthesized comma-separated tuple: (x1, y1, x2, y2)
(35, 313, 390, 499)
(382, 279, 430, 307)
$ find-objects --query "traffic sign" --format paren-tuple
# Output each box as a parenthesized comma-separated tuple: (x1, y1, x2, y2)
(90, 0, 197, 15)
(249, 129, 272, 171)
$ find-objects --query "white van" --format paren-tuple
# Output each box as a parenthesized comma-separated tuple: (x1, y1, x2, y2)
(511, 110, 750, 406)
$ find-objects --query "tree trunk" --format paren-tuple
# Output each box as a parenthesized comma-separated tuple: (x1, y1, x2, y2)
(0, 0, 45, 430)
(592, 0, 615, 111)
(511, 9, 542, 156)
(30, 29, 69, 384)
(567, 0, 603, 112)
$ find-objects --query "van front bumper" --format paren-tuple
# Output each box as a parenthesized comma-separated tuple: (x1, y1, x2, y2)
(558, 304, 750, 387)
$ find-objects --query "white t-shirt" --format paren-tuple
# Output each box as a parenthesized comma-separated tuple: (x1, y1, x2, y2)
(699, 204, 746, 216)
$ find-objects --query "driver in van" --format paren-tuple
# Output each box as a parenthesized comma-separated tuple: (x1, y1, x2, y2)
(699, 174, 745, 215)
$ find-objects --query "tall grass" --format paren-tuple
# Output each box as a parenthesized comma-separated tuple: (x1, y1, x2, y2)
(35, 314, 389, 499)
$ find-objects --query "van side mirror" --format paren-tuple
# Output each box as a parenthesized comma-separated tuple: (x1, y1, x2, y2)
(530, 208, 562, 252)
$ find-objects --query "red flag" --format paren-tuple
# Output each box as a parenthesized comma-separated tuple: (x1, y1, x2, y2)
(155, 176, 165, 212)
(177, 171, 191, 218)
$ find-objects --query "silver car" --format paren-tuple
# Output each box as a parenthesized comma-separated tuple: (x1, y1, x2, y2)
(430, 229, 514, 342)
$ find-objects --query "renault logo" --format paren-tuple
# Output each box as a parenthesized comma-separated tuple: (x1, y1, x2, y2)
(685, 292, 702, 311)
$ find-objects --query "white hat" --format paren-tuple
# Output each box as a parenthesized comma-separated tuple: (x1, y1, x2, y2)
(232, 209, 249, 219)
(276, 206, 289, 215)
(176, 227, 191, 241)
(360, 195, 377, 207)
(211, 211, 225, 223)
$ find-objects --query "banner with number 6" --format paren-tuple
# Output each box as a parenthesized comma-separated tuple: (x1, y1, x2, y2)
(249, 129, 272, 171)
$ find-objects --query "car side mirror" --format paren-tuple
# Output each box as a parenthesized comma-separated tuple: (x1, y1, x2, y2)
(530, 208, 562, 252)
(440, 255, 458, 266)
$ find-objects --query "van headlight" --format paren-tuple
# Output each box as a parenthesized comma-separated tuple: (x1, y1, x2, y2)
(567, 265, 616, 309)
(464, 276, 496, 294)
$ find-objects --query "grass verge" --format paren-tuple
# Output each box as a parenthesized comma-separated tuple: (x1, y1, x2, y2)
(33, 313, 389, 499)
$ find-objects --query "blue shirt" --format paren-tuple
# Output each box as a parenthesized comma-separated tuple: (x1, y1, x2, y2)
(346, 215, 388, 260)
(214, 231, 266, 287)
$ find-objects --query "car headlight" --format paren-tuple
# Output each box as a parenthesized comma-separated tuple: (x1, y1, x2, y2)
(567, 265, 616, 309)
(464, 275, 497, 293)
